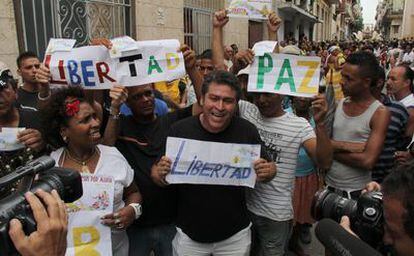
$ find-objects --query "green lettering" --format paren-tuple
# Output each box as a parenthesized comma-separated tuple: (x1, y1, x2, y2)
(147, 56, 163, 75)
(275, 59, 295, 92)
(256, 53, 273, 89)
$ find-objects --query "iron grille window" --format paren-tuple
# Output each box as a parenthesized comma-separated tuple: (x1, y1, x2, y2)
(183, 0, 223, 55)
(184, 7, 212, 55)
(17, 0, 132, 59)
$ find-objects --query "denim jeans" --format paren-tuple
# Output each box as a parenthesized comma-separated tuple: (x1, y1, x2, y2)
(249, 211, 293, 256)
(127, 223, 176, 256)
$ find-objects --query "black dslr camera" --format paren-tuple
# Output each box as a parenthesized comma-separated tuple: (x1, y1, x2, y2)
(312, 188, 383, 248)
(0, 156, 83, 255)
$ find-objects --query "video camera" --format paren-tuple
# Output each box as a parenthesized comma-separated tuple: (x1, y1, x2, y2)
(312, 188, 383, 248)
(0, 156, 83, 255)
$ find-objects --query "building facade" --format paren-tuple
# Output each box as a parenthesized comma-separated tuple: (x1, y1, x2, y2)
(401, 0, 414, 39)
(375, 0, 405, 39)
(1, 0, 351, 74)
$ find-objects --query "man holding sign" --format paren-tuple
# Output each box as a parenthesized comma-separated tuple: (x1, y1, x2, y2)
(212, 10, 332, 255)
(151, 70, 276, 256)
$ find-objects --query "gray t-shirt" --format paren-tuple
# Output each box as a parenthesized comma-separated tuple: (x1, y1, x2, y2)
(326, 98, 382, 190)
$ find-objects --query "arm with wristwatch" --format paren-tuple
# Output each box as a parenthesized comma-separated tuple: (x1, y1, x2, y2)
(101, 182, 143, 229)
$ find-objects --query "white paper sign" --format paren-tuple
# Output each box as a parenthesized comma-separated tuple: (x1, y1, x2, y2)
(252, 41, 278, 56)
(110, 36, 138, 58)
(0, 127, 25, 151)
(65, 175, 114, 256)
(227, 0, 273, 20)
(166, 137, 261, 188)
(248, 53, 321, 97)
(46, 38, 76, 53)
(44, 39, 186, 89)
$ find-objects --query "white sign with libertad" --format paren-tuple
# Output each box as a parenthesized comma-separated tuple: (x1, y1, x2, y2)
(226, 0, 273, 20)
(248, 53, 321, 97)
(44, 38, 186, 89)
(165, 137, 261, 188)
(65, 174, 114, 256)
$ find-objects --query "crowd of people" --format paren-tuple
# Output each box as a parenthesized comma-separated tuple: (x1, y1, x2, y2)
(1, 9, 414, 256)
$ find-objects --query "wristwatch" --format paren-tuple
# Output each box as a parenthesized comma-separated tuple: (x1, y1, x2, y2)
(109, 107, 121, 120)
(129, 203, 142, 219)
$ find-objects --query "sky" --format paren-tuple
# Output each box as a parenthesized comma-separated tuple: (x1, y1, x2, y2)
(360, 0, 380, 25)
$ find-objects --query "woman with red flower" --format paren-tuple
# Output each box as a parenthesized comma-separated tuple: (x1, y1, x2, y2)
(41, 86, 142, 256)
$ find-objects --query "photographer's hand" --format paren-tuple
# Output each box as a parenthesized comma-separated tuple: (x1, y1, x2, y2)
(9, 190, 68, 256)
(340, 216, 358, 238)
(362, 181, 381, 194)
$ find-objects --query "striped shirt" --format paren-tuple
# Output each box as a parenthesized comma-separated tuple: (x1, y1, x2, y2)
(372, 95, 409, 183)
(239, 101, 315, 221)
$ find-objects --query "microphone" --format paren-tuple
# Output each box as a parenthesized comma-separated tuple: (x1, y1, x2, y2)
(315, 218, 382, 256)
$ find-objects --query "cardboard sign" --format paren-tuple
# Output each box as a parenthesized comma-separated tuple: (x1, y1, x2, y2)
(227, 0, 273, 20)
(44, 38, 186, 89)
(165, 137, 261, 188)
(65, 175, 114, 256)
(248, 53, 321, 97)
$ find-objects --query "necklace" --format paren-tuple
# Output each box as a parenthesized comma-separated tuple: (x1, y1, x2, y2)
(64, 147, 98, 173)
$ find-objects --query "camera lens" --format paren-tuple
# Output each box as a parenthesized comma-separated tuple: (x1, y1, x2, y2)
(311, 189, 357, 222)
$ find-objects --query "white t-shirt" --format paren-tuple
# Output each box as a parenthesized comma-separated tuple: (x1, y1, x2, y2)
(402, 51, 414, 64)
(50, 144, 134, 256)
(239, 100, 315, 221)
(400, 94, 414, 109)
(50, 144, 134, 211)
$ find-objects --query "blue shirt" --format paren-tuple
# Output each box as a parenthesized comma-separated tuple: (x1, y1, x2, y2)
(286, 107, 316, 177)
(120, 98, 169, 116)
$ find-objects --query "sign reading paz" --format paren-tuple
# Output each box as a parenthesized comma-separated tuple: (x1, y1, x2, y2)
(44, 38, 186, 89)
(166, 137, 261, 188)
(248, 53, 321, 97)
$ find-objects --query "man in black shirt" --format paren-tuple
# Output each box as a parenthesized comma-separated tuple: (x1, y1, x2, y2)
(16, 52, 51, 110)
(104, 45, 203, 256)
(151, 70, 276, 255)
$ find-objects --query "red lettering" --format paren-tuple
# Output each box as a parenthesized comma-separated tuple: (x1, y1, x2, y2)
(58, 60, 66, 79)
(44, 55, 51, 68)
(96, 62, 115, 83)
(43, 55, 67, 85)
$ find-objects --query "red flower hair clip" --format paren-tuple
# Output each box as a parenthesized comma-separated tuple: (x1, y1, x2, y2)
(65, 99, 80, 116)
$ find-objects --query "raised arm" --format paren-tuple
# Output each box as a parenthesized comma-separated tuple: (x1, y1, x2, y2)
(212, 9, 229, 71)
(303, 95, 333, 169)
(102, 85, 128, 146)
(180, 44, 203, 104)
(267, 11, 281, 42)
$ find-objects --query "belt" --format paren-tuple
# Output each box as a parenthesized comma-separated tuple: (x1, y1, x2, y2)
(327, 186, 362, 200)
